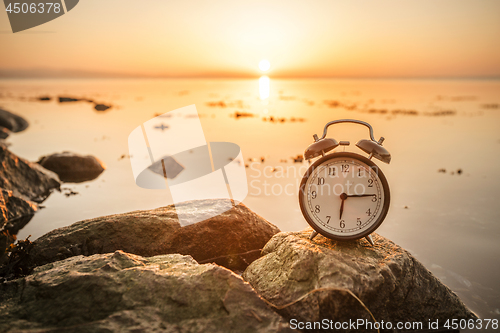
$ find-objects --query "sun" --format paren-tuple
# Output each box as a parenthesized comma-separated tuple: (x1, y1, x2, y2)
(259, 59, 271, 72)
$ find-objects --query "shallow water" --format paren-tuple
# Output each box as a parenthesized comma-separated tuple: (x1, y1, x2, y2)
(1, 78, 499, 322)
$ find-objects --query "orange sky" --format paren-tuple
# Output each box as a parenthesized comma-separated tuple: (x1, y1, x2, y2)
(1, 0, 499, 78)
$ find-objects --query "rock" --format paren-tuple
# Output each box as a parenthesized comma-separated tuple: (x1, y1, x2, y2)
(58, 96, 80, 102)
(0, 145, 61, 202)
(38, 96, 51, 101)
(0, 251, 292, 333)
(32, 199, 280, 272)
(0, 189, 37, 235)
(94, 103, 111, 111)
(242, 230, 477, 331)
(0, 127, 9, 139)
(38, 151, 106, 183)
(0, 108, 29, 133)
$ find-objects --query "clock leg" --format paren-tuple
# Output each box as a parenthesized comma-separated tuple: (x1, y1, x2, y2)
(365, 234, 374, 246)
(309, 230, 318, 240)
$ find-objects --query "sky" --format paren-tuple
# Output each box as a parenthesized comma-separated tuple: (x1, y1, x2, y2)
(0, 0, 499, 78)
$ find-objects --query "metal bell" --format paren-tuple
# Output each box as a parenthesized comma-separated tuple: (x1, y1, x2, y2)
(304, 138, 339, 160)
(356, 139, 391, 164)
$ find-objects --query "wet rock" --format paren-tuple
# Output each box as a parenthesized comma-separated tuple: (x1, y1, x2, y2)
(242, 229, 477, 331)
(0, 145, 60, 202)
(148, 155, 184, 179)
(0, 189, 37, 235)
(38, 151, 106, 183)
(0, 108, 29, 133)
(0, 251, 292, 333)
(31, 199, 280, 272)
(94, 103, 111, 111)
(58, 96, 80, 102)
(38, 96, 51, 101)
(0, 127, 9, 139)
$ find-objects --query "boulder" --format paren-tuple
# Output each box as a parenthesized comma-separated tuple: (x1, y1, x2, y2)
(0, 189, 37, 235)
(0, 251, 292, 333)
(38, 151, 106, 183)
(242, 229, 477, 332)
(0, 108, 29, 133)
(0, 145, 61, 202)
(32, 199, 281, 272)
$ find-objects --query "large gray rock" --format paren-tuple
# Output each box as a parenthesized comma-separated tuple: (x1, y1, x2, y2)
(0, 251, 292, 333)
(242, 229, 477, 332)
(32, 199, 281, 272)
(0, 189, 37, 234)
(0, 108, 29, 133)
(38, 151, 106, 183)
(0, 145, 60, 202)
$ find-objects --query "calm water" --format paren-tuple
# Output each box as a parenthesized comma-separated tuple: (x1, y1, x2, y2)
(1, 78, 499, 322)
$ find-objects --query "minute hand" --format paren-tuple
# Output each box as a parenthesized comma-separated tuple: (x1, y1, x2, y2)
(346, 194, 375, 197)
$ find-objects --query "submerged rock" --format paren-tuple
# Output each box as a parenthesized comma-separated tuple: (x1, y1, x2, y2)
(58, 96, 80, 102)
(0, 108, 29, 133)
(242, 229, 477, 331)
(0, 145, 60, 202)
(94, 103, 111, 111)
(38, 151, 106, 183)
(32, 199, 280, 272)
(0, 189, 37, 235)
(0, 251, 292, 333)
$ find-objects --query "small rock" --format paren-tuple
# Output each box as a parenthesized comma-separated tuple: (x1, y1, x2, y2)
(0, 108, 29, 133)
(457, 168, 463, 175)
(0, 127, 10, 139)
(404, 205, 409, 209)
(58, 97, 80, 102)
(31, 199, 281, 272)
(438, 168, 446, 173)
(0, 145, 61, 202)
(243, 230, 477, 331)
(38, 96, 51, 101)
(148, 155, 184, 179)
(0, 251, 292, 332)
(94, 103, 111, 111)
(38, 152, 106, 183)
(0, 189, 38, 235)
(292, 155, 303, 163)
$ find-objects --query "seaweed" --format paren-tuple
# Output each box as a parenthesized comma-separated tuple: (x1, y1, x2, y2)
(0, 231, 35, 282)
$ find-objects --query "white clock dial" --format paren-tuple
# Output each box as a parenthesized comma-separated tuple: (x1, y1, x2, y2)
(299, 152, 390, 240)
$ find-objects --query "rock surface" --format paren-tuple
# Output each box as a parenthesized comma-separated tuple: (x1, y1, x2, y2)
(94, 103, 111, 111)
(0, 145, 61, 202)
(32, 199, 281, 272)
(0, 108, 29, 133)
(0, 189, 37, 234)
(38, 151, 106, 182)
(0, 251, 292, 333)
(242, 229, 477, 331)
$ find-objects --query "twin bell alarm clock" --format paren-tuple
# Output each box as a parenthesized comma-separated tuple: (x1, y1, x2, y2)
(299, 119, 391, 246)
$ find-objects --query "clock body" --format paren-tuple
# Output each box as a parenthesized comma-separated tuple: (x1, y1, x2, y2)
(299, 152, 390, 240)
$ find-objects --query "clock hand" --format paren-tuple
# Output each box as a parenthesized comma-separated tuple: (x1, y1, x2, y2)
(339, 193, 347, 219)
(346, 194, 375, 198)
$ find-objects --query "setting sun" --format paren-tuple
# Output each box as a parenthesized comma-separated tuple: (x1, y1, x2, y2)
(259, 59, 271, 72)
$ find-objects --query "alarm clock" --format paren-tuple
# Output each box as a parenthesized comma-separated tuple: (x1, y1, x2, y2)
(298, 119, 391, 246)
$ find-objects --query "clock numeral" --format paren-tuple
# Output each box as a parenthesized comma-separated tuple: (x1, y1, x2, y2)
(366, 208, 371, 216)
(368, 179, 374, 187)
(341, 164, 349, 173)
(358, 169, 362, 177)
(357, 217, 362, 226)
(311, 191, 317, 199)
(326, 216, 331, 224)
(315, 205, 321, 213)
(340, 220, 345, 228)
(317, 177, 325, 185)
(329, 167, 336, 176)
(372, 195, 377, 202)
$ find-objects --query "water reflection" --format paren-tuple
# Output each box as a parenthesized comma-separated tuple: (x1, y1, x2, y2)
(259, 76, 270, 100)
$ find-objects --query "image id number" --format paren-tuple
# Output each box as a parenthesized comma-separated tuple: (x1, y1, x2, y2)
(6, 2, 62, 14)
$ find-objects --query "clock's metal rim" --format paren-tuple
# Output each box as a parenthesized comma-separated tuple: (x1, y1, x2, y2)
(299, 152, 391, 241)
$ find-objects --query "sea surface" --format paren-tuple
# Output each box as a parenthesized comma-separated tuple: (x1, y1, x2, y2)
(1, 78, 499, 324)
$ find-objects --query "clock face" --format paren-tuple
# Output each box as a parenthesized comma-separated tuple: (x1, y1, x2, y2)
(299, 152, 390, 240)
